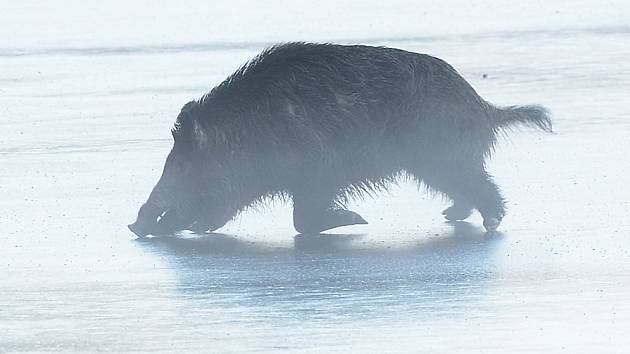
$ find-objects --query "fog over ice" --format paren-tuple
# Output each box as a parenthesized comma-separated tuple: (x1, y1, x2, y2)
(1, 0, 630, 352)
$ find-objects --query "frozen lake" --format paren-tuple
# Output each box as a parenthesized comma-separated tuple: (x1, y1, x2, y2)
(2, 1, 630, 352)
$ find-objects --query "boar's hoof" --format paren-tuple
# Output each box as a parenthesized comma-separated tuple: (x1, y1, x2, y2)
(442, 203, 473, 221)
(483, 217, 501, 232)
(442, 204, 472, 221)
(294, 208, 368, 234)
(189, 222, 211, 234)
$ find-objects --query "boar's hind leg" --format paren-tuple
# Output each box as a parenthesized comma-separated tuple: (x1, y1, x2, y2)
(464, 172, 505, 232)
(416, 165, 505, 232)
(442, 200, 474, 221)
(292, 187, 367, 234)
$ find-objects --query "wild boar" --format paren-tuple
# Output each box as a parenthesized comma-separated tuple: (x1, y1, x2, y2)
(128, 42, 551, 237)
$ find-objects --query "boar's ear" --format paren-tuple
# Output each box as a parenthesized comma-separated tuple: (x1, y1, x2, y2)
(172, 101, 201, 141)
(193, 120, 230, 149)
(172, 116, 194, 148)
(209, 125, 231, 148)
(192, 118, 210, 147)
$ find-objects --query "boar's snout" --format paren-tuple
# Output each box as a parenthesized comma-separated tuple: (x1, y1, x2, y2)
(128, 221, 149, 238)
(129, 200, 197, 237)
(128, 202, 163, 237)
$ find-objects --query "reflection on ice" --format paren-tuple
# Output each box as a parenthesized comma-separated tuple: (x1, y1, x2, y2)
(138, 222, 504, 320)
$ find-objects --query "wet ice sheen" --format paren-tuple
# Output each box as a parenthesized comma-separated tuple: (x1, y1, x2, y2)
(2, 1, 630, 352)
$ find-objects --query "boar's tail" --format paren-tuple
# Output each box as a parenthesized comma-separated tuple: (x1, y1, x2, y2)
(491, 104, 553, 133)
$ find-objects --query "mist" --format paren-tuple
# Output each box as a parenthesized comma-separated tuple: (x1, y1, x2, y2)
(2, 0, 630, 352)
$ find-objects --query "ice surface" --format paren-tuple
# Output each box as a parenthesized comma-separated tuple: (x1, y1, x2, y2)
(1, 1, 630, 352)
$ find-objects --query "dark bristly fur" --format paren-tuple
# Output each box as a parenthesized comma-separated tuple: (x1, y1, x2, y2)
(128, 42, 552, 237)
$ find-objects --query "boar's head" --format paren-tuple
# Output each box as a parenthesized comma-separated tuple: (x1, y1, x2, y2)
(128, 101, 238, 237)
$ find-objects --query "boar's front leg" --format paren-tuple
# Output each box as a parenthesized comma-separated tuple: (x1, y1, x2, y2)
(292, 186, 367, 234)
(189, 220, 212, 234)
